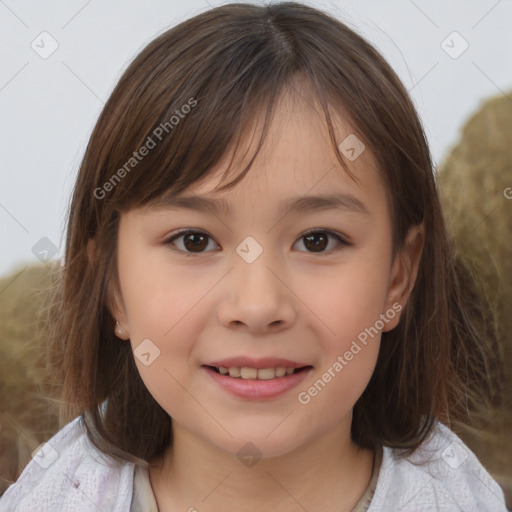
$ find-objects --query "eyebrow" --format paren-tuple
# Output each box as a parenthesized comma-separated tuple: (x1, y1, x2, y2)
(152, 192, 370, 217)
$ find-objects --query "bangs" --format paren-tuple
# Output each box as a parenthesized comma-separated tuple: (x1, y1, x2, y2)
(141, 77, 364, 213)
(97, 14, 299, 211)
(90, 6, 385, 219)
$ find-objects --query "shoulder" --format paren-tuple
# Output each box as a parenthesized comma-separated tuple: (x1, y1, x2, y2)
(368, 421, 508, 512)
(0, 416, 135, 512)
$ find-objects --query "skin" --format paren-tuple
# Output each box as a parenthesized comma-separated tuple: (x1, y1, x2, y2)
(102, 83, 424, 511)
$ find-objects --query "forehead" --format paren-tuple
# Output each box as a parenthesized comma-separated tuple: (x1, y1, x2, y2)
(176, 86, 384, 210)
(136, 81, 388, 224)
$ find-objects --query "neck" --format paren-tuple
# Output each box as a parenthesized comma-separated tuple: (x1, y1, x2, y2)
(149, 418, 375, 512)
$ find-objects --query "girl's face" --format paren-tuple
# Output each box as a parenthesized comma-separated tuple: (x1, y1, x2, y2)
(111, 87, 420, 459)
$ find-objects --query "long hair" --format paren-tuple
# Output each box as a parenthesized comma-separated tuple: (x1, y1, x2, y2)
(44, 1, 501, 465)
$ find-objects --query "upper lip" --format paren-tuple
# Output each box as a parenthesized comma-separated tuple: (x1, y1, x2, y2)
(204, 357, 312, 369)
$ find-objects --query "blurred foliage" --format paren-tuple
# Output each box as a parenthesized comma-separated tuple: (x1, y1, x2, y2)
(438, 92, 512, 507)
(0, 262, 61, 495)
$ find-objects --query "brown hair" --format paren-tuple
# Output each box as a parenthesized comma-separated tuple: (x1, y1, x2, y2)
(45, 1, 502, 465)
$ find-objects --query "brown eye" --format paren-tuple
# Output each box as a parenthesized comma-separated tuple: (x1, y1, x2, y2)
(164, 229, 349, 256)
(303, 232, 328, 252)
(296, 230, 349, 254)
(182, 232, 208, 252)
(165, 230, 218, 254)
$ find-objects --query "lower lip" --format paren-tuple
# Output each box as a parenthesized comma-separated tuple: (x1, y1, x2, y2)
(202, 366, 313, 399)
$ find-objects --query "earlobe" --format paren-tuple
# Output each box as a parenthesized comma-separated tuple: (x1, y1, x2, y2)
(383, 223, 425, 331)
(114, 320, 130, 340)
(108, 283, 130, 340)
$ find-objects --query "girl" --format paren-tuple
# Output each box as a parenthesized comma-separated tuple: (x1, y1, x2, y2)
(0, 2, 507, 511)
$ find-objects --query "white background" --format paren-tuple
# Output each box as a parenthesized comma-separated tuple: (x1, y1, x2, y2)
(1, 0, 511, 278)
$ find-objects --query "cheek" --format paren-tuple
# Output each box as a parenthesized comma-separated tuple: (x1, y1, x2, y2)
(117, 247, 217, 411)
(303, 253, 391, 346)
(294, 251, 389, 410)
(118, 243, 203, 340)
(115, 251, 183, 378)
(296, 342, 380, 431)
(296, 269, 384, 420)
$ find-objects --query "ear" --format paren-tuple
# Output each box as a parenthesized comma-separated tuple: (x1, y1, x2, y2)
(382, 223, 425, 332)
(87, 237, 130, 340)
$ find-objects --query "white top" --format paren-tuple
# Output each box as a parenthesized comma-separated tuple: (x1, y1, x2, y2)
(0, 416, 507, 511)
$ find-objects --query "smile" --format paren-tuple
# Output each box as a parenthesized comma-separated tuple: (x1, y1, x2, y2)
(208, 365, 310, 380)
(202, 365, 314, 399)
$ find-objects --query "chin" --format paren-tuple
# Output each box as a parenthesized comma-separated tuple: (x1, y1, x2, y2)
(205, 420, 309, 461)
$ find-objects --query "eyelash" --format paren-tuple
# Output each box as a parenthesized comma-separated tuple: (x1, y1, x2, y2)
(163, 229, 351, 256)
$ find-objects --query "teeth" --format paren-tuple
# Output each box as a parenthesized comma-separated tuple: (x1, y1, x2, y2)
(215, 366, 299, 379)
(275, 367, 287, 377)
(228, 367, 240, 378)
(240, 367, 258, 379)
(257, 368, 276, 380)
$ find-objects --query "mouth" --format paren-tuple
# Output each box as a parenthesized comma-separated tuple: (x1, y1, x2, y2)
(204, 365, 313, 380)
(201, 362, 314, 399)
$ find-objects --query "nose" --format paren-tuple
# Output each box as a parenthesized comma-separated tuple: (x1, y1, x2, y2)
(217, 249, 296, 334)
